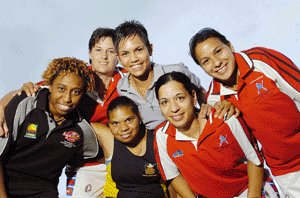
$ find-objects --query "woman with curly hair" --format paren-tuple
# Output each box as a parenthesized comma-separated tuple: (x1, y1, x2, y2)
(0, 57, 99, 198)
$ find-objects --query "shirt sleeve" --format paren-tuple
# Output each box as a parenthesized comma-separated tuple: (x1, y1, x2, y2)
(244, 47, 300, 102)
(154, 127, 180, 181)
(225, 116, 262, 166)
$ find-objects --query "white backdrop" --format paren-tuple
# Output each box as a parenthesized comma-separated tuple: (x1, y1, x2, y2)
(0, 0, 299, 97)
(0, 0, 299, 197)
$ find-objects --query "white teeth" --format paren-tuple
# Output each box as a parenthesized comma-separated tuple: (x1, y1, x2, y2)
(58, 104, 71, 111)
(121, 134, 130, 139)
(217, 66, 227, 74)
(131, 65, 141, 70)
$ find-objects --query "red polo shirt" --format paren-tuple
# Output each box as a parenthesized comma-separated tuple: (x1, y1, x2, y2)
(78, 66, 126, 124)
(154, 115, 259, 197)
(207, 47, 300, 176)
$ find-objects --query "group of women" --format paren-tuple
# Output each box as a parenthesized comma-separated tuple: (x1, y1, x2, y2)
(0, 20, 299, 198)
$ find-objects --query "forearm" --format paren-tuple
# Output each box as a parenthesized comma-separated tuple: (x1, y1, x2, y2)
(90, 122, 114, 159)
(0, 162, 7, 198)
(0, 91, 18, 110)
(170, 174, 195, 198)
(247, 161, 263, 198)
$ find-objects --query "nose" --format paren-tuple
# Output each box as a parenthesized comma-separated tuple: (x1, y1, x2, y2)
(62, 92, 72, 103)
(170, 100, 180, 113)
(120, 122, 129, 132)
(129, 52, 139, 63)
(100, 51, 108, 59)
(212, 56, 222, 67)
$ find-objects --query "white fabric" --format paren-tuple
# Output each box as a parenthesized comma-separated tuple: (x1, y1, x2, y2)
(274, 170, 300, 198)
(66, 164, 107, 198)
(155, 122, 180, 180)
(226, 116, 261, 166)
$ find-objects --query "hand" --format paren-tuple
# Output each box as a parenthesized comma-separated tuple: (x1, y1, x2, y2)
(198, 103, 212, 119)
(0, 105, 8, 137)
(17, 82, 40, 96)
(214, 100, 240, 120)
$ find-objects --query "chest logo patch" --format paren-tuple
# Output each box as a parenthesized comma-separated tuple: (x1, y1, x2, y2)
(255, 79, 268, 95)
(63, 131, 80, 143)
(219, 134, 229, 147)
(172, 150, 184, 158)
(144, 163, 157, 176)
(24, 123, 38, 139)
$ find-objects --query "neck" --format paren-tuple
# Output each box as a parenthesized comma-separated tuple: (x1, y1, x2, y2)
(126, 125, 146, 148)
(129, 67, 154, 97)
(220, 66, 239, 90)
(179, 117, 202, 139)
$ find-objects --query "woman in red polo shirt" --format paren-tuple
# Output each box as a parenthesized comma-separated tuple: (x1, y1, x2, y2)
(154, 72, 279, 198)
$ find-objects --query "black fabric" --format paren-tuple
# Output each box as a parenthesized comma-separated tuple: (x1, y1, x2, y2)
(111, 130, 165, 198)
(3, 89, 84, 196)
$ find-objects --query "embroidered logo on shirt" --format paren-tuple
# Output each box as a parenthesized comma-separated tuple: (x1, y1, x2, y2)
(63, 131, 80, 143)
(61, 131, 80, 148)
(219, 134, 229, 147)
(24, 123, 38, 139)
(144, 163, 156, 175)
(172, 150, 184, 158)
(255, 79, 268, 95)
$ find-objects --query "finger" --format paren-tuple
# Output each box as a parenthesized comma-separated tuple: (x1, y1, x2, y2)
(199, 104, 208, 119)
(224, 106, 235, 120)
(3, 120, 8, 138)
(234, 107, 241, 117)
(214, 102, 222, 118)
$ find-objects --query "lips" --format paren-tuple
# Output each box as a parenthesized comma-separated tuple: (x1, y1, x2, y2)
(170, 113, 184, 122)
(216, 64, 227, 74)
(120, 132, 132, 139)
(57, 104, 72, 112)
(130, 64, 142, 71)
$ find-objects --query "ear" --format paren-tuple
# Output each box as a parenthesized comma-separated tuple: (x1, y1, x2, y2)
(192, 90, 198, 106)
(149, 43, 153, 56)
(88, 50, 92, 60)
(229, 42, 235, 52)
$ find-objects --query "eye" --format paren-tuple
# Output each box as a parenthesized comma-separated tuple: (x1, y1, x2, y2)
(72, 89, 82, 96)
(57, 86, 65, 92)
(159, 100, 168, 106)
(95, 48, 101, 52)
(215, 48, 223, 55)
(110, 122, 119, 126)
(201, 59, 209, 66)
(121, 52, 128, 57)
(176, 96, 185, 101)
(108, 50, 115, 54)
(126, 117, 134, 123)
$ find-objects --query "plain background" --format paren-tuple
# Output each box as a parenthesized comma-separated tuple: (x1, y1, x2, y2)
(0, 1, 299, 196)
(0, 0, 299, 98)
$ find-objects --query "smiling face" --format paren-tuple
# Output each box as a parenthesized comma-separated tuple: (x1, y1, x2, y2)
(89, 36, 117, 76)
(117, 35, 152, 79)
(108, 105, 141, 144)
(158, 80, 197, 132)
(48, 72, 85, 121)
(194, 37, 236, 83)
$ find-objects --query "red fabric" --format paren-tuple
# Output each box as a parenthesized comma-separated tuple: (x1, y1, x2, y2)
(209, 48, 300, 176)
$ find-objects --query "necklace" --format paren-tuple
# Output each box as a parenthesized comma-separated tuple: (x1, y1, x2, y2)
(127, 129, 147, 156)
(129, 75, 148, 98)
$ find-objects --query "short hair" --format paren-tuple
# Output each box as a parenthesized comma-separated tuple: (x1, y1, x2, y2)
(88, 28, 115, 64)
(114, 20, 152, 54)
(189, 28, 230, 65)
(42, 57, 95, 92)
(107, 96, 140, 120)
(88, 28, 115, 51)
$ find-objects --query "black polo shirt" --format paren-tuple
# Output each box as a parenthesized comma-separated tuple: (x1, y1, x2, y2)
(2, 88, 98, 196)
